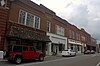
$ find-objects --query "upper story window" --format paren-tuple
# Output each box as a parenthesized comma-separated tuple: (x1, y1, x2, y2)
(34, 16, 40, 29)
(69, 30, 75, 39)
(19, 10, 26, 25)
(18, 9, 40, 29)
(78, 34, 80, 40)
(46, 21, 51, 32)
(81, 36, 85, 41)
(69, 30, 72, 38)
(76, 33, 80, 41)
(72, 31, 75, 39)
(55, 25, 65, 36)
(26, 13, 34, 27)
(76, 33, 78, 40)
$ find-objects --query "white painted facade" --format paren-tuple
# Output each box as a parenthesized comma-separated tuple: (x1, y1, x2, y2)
(46, 33, 67, 55)
(68, 39, 82, 53)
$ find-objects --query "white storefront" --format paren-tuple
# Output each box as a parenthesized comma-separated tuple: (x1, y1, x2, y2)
(46, 33, 67, 55)
(68, 39, 82, 53)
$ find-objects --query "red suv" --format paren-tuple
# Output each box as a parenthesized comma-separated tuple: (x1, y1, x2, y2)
(4, 45, 44, 64)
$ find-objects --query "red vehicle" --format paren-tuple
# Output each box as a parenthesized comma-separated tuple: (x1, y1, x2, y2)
(4, 45, 44, 64)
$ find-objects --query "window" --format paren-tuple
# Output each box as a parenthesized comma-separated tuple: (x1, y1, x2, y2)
(34, 16, 40, 29)
(76, 33, 80, 41)
(36, 43, 42, 51)
(72, 31, 75, 39)
(76, 33, 78, 40)
(59, 44, 65, 52)
(30, 47, 35, 51)
(26, 13, 34, 27)
(77, 46, 80, 51)
(82, 36, 85, 41)
(19, 10, 26, 25)
(70, 44, 73, 50)
(23, 47, 28, 51)
(56, 25, 65, 36)
(69, 30, 72, 38)
(78, 34, 80, 40)
(59, 44, 62, 51)
(18, 9, 40, 29)
(46, 21, 51, 32)
(13, 46, 22, 52)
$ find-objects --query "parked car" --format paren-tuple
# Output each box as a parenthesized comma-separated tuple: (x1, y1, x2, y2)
(4, 45, 44, 64)
(90, 50, 95, 54)
(62, 49, 76, 57)
(84, 50, 91, 54)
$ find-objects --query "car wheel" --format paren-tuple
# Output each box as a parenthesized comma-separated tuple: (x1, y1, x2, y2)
(39, 55, 44, 61)
(14, 57, 22, 64)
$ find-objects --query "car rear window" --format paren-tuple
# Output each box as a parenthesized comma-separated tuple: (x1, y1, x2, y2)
(13, 46, 22, 52)
(30, 47, 35, 51)
(23, 47, 28, 51)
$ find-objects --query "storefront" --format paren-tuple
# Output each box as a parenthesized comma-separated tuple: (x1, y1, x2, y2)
(46, 33, 67, 55)
(68, 39, 82, 53)
(4, 22, 51, 55)
(85, 44, 96, 51)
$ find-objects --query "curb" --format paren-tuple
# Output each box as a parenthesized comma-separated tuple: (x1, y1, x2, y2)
(0, 59, 8, 62)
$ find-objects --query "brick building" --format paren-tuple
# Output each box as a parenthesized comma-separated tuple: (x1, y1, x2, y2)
(0, 6, 8, 50)
(0, 0, 97, 56)
(40, 5, 68, 55)
(67, 23, 82, 53)
(0, 0, 51, 55)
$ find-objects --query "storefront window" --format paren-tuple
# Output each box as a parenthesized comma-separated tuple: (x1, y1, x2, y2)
(59, 44, 62, 51)
(36, 43, 42, 51)
(51, 43, 53, 52)
(71, 44, 73, 50)
(59, 44, 65, 52)
(77, 45, 80, 51)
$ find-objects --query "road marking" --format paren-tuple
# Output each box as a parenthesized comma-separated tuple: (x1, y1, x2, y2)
(96, 62, 100, 66)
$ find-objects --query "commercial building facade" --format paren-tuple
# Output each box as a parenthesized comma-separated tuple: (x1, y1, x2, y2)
(0, 0, 97, 56)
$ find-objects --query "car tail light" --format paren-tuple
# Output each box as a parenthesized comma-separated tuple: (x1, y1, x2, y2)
(9, 53, 13, 58)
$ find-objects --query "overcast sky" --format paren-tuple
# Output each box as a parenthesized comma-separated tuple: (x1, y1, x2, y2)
(31, 0, 100, 43)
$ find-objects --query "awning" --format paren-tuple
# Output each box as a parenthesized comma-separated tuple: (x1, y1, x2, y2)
(6, 22, 51, 42)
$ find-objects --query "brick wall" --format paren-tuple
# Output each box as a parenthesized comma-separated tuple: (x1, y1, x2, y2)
(0, 7, 8, 50)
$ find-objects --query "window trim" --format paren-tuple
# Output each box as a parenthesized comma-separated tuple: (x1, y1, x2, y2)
(46, 21, 51, 32)
(18, 9, 40, 29)
(55, 25, 65, 36)
(34, 16, 40, 29)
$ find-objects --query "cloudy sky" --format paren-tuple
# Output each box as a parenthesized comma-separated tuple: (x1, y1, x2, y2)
(31, 0, 100, 43)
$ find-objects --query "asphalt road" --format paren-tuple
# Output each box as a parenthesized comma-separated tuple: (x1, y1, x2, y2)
(0, 53, 100, 66)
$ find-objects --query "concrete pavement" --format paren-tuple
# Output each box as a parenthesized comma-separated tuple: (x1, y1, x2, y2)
(45, 52, 83, 61)
(0, 53, 83, 62)
(0, 53, 99, 66)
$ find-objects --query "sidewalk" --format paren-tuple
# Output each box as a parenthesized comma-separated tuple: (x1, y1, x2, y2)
(0, 58, 8, 62)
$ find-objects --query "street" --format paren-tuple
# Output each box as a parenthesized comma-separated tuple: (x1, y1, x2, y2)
(0, 53, 100, 66)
